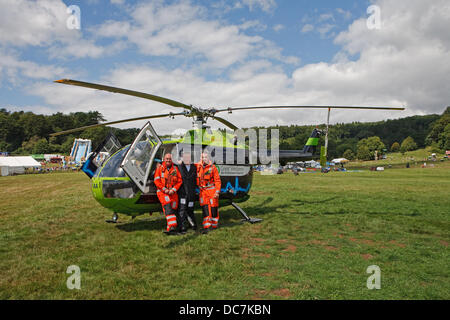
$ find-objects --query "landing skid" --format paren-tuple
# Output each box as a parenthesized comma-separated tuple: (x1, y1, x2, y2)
(106, 212, 119, 223)
(231, 202, 262, 224)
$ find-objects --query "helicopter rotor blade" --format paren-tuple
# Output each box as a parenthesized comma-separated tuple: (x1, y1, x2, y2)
(214, 105, 405, 113)
(50, 112, 186, 137)
(211, 116, 238, 130)
(54, 79, 193, 110)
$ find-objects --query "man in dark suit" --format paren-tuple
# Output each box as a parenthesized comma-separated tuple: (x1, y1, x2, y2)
(177, 151, 197, 233)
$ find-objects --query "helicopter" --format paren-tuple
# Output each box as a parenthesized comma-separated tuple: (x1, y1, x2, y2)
(51, 79, 404, 224)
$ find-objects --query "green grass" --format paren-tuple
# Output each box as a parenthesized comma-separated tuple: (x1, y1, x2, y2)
(347, 147, 447, 169)
(0, 164, 449, 300)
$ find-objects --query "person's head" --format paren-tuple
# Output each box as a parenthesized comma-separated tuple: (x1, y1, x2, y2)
(201, 152, 210, 165)
(182, 151, 191, 165)
(163, 153, 173, 167)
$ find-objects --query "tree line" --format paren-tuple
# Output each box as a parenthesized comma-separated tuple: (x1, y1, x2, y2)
(0, 107, 448, 160)
(248, 107, 449, 160)
(0, 109, 139, 155)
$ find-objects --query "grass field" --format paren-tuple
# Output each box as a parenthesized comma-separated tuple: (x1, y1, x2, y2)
(347, 147, 447, 169)
(1, 164, 449, 299)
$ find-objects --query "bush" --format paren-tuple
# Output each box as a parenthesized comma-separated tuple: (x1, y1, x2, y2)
(343, 149, 355, 160)
(391, 142, 400, 152)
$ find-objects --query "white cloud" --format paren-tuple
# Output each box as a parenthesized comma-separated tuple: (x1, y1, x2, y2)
(292, 0, 450, 116)
(0, 50, 66, 86)
(273, 24, 284, 32)
(239, 20, 267, 32)
(336, 8, 352, 20)
(94, 1, 297, 69)
(318, 13, 334, 22)
(12, 0, 450, 134)
(0, 0, 116, 59)
(240, 0, 277, 13)
(317, 23, 336, 37)
(0, 0, 71, 46)
(301, 24, 314, 33)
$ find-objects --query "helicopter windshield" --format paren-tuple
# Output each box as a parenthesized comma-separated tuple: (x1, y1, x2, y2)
(96, 146, 130, 178)
(121, 122, 162, 193)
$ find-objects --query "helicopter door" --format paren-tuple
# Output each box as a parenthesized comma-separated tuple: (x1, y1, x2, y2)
(82, 132, 122, 178)
(120, 121, 162, 193)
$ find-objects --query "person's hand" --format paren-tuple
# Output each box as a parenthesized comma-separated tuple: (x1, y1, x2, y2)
(169, 190, 174, 195)
(214, 192, 219, 199)
(164, 189, 169, 194)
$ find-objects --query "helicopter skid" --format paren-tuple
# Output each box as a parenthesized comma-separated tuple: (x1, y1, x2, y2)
(106, 213, 119, 223)
(231, 202, 262, 224)
(241, 218, 263, 224)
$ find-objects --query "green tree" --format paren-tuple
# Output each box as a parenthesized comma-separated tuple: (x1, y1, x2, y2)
(343, 149, 355, 160)
(357, 136, 385, 160)
(400, 136, 418, 153)
(21, 135, 41, 154)
(33, 138, 49, 154)
(391, 142, 400, 152)
(438, 123, 450, 150)
(426, 107, 450, 149)
(357, 145, 372, 160)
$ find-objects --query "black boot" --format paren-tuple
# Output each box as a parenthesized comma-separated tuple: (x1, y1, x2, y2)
(177, 205, 187, 234)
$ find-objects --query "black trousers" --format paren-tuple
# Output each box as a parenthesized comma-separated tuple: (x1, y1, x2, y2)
(178, 199, 197, 230)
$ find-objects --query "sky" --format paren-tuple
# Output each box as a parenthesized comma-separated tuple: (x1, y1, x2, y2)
(0, 0, 449, 134)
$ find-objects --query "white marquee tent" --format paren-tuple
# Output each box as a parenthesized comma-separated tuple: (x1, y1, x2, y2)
(0, 156, 42, 176)
(331, 158, 349, 164)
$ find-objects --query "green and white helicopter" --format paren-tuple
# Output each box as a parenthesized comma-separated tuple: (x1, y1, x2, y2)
(51, 79, 404, 224)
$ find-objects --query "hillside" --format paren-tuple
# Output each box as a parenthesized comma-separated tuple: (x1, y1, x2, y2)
(1, 108, 448, 159)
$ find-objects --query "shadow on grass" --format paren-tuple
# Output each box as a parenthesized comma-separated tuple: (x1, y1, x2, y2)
(291, 196, 340, 205)
(115, 216, 166, 232)
(116, 195, 349, 234)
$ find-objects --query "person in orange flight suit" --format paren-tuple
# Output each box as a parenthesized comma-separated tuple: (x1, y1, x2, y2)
(196, 152, 221, 234)
(154, 153, 182, 235)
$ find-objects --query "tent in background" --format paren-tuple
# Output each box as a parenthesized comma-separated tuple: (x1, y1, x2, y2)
(331, 158, 349, 164)
(0, 156, 42, 176)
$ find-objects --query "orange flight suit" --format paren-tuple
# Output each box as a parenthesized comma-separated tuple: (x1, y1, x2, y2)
(196, 161, 221, 229)
(154, 163, 182, 231)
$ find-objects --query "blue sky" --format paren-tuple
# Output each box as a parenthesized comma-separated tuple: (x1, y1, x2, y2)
(0, 0, 449, 134)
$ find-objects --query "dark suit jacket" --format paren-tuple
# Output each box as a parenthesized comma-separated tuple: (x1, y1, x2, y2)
(177, 162, 197, 201)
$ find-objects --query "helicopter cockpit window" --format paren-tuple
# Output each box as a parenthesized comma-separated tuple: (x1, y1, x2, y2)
(82, 132, 122, 178)
(121, 122, 162, 193)
(97, 146, 129, 178)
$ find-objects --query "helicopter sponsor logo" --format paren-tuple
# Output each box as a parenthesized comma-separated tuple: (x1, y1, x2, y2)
(216, 165, 250, 176)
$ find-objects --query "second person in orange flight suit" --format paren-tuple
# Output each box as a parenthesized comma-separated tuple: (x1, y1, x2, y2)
(196, 152, 221, 234)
